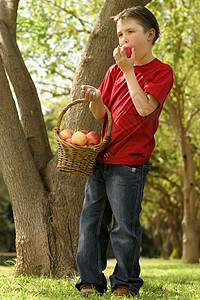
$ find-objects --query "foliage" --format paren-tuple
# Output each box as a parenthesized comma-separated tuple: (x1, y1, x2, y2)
(148, 0, 200, 150)
(0, 258, 199, 299)
(17, 0, 105, 105)
(141, 0, 200, 257)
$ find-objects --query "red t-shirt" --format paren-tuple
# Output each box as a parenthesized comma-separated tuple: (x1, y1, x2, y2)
(97, 58, 173, 165)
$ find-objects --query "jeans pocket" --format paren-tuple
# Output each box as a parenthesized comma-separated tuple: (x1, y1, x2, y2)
(122, 165, 139, 173)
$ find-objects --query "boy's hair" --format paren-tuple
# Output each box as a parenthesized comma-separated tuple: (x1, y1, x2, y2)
(113, 6, 160, 45)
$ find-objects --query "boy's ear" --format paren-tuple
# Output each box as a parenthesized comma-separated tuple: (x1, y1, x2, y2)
(147, 28, 155, 42)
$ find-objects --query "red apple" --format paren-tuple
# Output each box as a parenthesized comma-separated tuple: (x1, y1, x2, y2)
(80, 130, 88, 135)
(65, 137, 72, 144)
(86, 131, 100, 145)
(59, 129, 73, 140)
(124, 46, 132, 58)
(72, 131, 88, 146)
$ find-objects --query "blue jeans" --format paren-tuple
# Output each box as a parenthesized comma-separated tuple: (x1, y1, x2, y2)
(75, 160, 150, 294)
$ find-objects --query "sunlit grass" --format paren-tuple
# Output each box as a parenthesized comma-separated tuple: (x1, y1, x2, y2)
(0, 258, 199, 299)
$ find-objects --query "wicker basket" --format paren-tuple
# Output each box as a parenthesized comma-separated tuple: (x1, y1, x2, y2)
(54, 99, 112, 177)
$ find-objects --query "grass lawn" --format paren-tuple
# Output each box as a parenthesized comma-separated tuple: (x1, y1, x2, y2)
(0, 258, 199, 299)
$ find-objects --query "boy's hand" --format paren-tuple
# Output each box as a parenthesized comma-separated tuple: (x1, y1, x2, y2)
(81, 85, 105, 120)
(81, 85, 101, 101)
(113, 45, 135, 73)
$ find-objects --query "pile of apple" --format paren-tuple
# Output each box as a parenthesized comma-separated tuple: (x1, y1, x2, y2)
(59, 129, 101, 146)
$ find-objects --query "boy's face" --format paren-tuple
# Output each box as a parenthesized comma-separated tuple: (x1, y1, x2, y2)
(116, 18, 154, 62)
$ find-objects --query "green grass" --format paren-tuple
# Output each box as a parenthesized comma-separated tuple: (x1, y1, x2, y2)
(0, 258, 199, 299)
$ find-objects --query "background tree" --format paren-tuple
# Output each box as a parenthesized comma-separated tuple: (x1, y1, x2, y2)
(0, 0, 151, 276)
(142, 0, 200, 262)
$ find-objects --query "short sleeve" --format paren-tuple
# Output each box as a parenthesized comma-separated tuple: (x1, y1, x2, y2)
(144, 67, 173, 105)
(98, 68, 114, 106)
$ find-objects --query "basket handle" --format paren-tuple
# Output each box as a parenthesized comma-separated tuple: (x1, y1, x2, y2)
(54, 98, 112, 143)
(55, 99, 90, 129)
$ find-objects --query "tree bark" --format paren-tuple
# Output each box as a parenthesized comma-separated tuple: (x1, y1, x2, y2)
(0, 57, 50, 275)
(167, 96, 199, 263)
(181, 141, 199, 263)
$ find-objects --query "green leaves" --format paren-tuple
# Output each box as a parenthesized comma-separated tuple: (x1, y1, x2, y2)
(17, 0, 105, 102)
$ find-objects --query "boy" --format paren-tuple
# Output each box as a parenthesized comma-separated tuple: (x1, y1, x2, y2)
(75, 6, 173, 298)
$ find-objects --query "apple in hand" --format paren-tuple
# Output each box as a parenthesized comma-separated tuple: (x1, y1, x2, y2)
(86, 131, 100, 145)
(72, 131, 88, 146)
(124, 46, 132, 58)
(59, 129, 73, 140)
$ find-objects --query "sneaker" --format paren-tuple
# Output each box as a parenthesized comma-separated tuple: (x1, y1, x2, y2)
(112, 285, 138, 298)
(79, 284, 103, 297)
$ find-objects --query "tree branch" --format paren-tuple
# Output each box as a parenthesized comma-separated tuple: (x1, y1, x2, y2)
(150, 158, 183, 181)
(0, 0, 19, 37)
(0, 18, 53, 174)
(0, 54, 43, 190)
(186, 106, 200, 132)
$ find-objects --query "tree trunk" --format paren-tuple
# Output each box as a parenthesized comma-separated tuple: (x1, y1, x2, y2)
(182, 220, 199, 263)
(0, 7, 53, 175)
(0, 57, 50, 275)
(167, 96, 199, 263)
(181, 142, 199, 263)
(0, 0, 152, 276)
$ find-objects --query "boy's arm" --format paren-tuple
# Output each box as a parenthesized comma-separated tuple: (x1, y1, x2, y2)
(113, 46, 159, 117)
(81, 85, 106, 121)
(125, 69, 159, 117)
